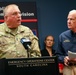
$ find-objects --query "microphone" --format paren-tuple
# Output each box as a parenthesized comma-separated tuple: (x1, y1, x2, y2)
(20, 38, 31, 50)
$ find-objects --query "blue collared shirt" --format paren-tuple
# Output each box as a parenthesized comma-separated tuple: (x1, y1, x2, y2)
(55, 30, 76, 63)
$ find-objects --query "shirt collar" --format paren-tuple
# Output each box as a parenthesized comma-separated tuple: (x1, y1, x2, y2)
(71, 30, 76, 37)
(4, 23, 25, 34)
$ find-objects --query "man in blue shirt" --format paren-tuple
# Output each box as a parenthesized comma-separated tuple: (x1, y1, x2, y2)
(55, 10, 76, 75)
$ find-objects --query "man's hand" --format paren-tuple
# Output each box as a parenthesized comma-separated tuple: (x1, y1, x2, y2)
(64, 56, 70, 66)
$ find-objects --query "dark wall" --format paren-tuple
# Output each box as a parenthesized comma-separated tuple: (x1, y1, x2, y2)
(36, 0, 76, 50)
(0, 0, 76, 50)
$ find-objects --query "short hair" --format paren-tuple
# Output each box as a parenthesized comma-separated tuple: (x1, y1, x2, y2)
(69, 9, 76, 17)
(3, 4, 19, 16)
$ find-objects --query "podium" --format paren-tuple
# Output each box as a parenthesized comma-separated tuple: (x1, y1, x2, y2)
(0, 56, 59, 75)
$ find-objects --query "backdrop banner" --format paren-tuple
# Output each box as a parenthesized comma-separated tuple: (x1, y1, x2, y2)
(0, 2, 38, 36)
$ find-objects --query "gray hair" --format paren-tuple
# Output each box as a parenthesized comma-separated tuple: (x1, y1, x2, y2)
(3, 4, 18, 16)
(69, 9, 76, 16)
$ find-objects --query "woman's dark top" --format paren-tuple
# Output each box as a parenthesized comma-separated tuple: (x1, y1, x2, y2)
(41, 48, 55, 56)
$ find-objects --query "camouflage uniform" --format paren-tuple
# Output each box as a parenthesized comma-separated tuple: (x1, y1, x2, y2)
(0, 23, 41, 58)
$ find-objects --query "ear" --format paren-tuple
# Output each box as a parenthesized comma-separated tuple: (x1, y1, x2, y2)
(4, 15, 8, 20)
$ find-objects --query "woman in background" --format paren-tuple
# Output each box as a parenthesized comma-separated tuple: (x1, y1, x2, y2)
(41, 35, 55, 56)
(41, 35, 63, 75)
